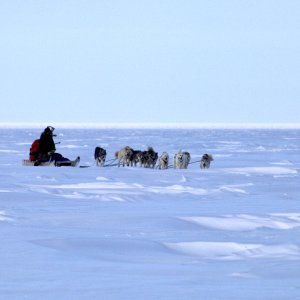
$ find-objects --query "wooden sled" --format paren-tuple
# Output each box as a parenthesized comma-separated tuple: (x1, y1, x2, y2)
(22, 156, 80, 167)
(22, 159, 54, 166)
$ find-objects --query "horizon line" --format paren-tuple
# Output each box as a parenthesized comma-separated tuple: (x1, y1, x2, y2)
(0, 122, 300, 129)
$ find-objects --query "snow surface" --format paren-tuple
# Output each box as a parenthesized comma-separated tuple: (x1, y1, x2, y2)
(0, 127, 300, 299)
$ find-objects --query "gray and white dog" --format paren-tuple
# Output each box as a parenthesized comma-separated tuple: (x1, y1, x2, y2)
(158, 152, 169, 169)
(200, 153, 214, 169)
(94, 146, 107, 167)
(174, 150, 191, 169)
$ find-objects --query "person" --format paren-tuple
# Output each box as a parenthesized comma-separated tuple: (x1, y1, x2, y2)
(36, 126, 56, 163)
(34, 126, 80, 166)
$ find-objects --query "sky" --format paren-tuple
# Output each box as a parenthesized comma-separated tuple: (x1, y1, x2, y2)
(0, 0, 299, 124)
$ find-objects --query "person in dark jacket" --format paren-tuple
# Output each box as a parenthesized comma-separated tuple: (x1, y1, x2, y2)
(34, 126, 80, 166)
(38, 126, 56, 160)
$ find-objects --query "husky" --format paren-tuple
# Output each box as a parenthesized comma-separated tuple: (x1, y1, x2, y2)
(115, 146, 134, 167)
(158, 152, 169, 169)
(129, 150, 142, 167)
(140, 146, 158, 168)
(174, 150, 190, 169)
(94, 147, 107, 167)
(134, 151, 144, 167)
(200, 153, 214, 169)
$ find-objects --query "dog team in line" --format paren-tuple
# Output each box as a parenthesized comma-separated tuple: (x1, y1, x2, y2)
(94, 146, 214, 169)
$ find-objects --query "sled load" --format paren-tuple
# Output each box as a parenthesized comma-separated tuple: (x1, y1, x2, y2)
(29, 139, 40, 161)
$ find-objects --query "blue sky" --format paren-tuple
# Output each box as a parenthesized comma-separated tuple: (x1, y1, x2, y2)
(0, 0, 299, 124)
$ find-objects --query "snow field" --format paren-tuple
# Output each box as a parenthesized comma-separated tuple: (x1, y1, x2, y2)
(0, 127, 299, 299)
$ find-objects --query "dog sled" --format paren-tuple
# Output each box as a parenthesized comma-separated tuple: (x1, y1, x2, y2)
(22, 156, 80, 167)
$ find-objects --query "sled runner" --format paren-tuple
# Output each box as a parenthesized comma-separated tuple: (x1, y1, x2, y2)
(22, 159, 54, 166)
(22, 156, 80, 167)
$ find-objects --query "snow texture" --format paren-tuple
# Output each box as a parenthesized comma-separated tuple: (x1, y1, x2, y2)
(0, 127, 299, 299)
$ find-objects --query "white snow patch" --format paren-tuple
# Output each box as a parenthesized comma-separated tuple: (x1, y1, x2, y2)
(219, 186, 248, 194)
(218, 183, 253, 194)
(270, 213, 300, 222)
(0, 211, 14, 222)
(270, 160, 293, 166)
(180, 175, 187, 182)
(33, 182, 208, 196)
(165, 241, 300, 260)
(0, 149, 19, 153)
(96, 177, 109, 181)
(180, 214, 300, 231)
(226, 167, 297, 175)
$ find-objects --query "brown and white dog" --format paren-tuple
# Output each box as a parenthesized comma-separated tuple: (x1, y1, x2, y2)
(94, 146, 107, 167)
(174, 150, 191, 169)
(158, 152, 169, 169)
(115, 146, 134, 167)
(200, 153, 213, 169)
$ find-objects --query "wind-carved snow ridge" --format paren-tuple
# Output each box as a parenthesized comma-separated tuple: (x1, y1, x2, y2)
(180, 214, 300, 231)
(0, 211, 14, 222)
(218, 183, 253, 194)
(30, 181, 209, 200)
(174, 213, 300, 261)
(270, 160, 294, 166)
(165, 242, 300, 261)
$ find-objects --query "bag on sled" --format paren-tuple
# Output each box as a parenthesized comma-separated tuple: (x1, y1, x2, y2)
(29, 139, 40, 161)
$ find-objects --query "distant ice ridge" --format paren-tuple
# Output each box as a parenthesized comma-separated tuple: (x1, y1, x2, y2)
(1, 122, 300, 129)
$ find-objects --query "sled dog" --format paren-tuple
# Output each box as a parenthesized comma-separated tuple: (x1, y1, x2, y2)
(140, 146, 158, 168)
(174, 150, 190, 169)
(94, 147, 107, 167)
(129, 150, 142, 167)
(200, 153, 213, 169)
(115, 146, 134, 167)
(158, 152, 169, 169)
